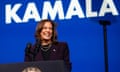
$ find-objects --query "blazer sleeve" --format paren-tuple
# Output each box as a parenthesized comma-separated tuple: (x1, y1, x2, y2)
(24, 49, 33, 62)
(63, 42, 72, 71)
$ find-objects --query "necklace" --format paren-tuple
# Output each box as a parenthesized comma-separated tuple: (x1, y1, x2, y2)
(41, 44, 52, 52)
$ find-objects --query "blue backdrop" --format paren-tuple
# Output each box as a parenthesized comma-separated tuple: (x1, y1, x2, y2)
(0, 0, 120, 72)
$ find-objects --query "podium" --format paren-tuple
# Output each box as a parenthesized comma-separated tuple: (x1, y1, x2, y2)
(0, 60, 69, 72)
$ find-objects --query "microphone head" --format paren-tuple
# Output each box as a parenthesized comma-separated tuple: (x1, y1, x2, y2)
(26, 42, 32, 48)
(25, 42, 32, 53)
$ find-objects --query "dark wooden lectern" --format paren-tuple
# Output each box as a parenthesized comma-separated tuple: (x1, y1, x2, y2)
(0, 60, 69, 72)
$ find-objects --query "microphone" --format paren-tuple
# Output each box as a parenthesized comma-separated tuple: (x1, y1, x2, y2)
(34, 39, 41, 56)
(25, 42, 32, 54)
(25, 42, 35, 61)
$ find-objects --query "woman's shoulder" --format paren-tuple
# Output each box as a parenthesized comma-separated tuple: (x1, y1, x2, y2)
(53, 41, 68, 46)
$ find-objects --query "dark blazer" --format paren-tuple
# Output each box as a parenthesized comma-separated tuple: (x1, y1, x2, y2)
(24, 42, 72, 71)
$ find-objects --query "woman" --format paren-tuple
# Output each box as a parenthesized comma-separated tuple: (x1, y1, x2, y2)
(24, 19, 71, 71)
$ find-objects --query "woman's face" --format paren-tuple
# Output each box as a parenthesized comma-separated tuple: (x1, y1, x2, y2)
(40, 22, 53, 41)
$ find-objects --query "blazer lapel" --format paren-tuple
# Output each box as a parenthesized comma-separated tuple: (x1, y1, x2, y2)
(49, 44, 57, 60)
(37, 49, 44, 60)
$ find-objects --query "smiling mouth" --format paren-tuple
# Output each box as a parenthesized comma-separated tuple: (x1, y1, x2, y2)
(43, 32, 52, 37)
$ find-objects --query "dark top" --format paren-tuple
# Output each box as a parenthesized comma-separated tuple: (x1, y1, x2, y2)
(41, 50, 51, 60)
(41, 44, 51, 60)
(24, 42, 72, 71)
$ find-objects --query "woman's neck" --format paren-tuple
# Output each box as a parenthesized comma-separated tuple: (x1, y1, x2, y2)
(41, 40, 52, 45)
